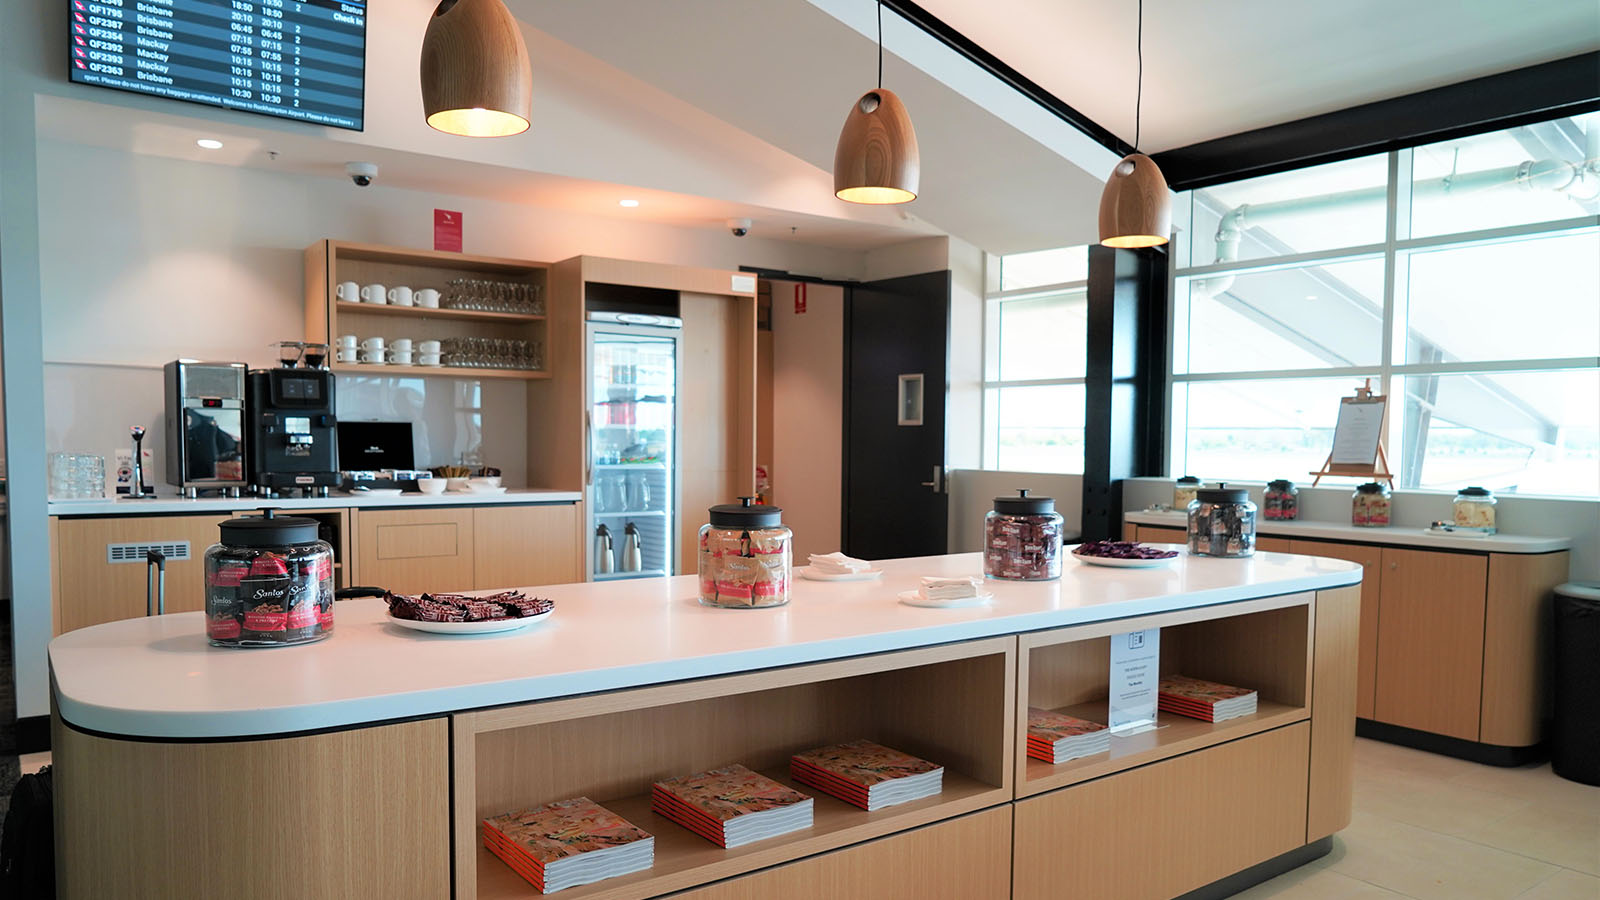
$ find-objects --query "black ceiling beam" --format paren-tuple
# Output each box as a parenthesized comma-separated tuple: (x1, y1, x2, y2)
(879, 0, 1135, 159)
(1152, 52, 1600, 191)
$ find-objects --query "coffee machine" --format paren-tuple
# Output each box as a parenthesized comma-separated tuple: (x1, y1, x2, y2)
(164, 360, 249, 497)
(246, 367, 340, 496)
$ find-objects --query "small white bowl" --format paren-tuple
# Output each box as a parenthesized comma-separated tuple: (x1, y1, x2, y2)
(415, 478, 446, 495)
(445, 477, 471, 492)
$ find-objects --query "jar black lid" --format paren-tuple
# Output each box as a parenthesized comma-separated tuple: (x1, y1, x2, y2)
(1356, 482, 1388, 493)
(709, 497, 783, 528)
(1175, 475, 1202, 486)
(219, 509, 321, 547)
(1457, 486, 1493, 497)
(1196, 484, 1248, 503)
(1267, 479, 1295, 490)
(993, 489, 1055, 515)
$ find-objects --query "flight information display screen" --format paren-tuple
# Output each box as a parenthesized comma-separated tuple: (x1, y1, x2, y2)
(69, 0, 366, 130)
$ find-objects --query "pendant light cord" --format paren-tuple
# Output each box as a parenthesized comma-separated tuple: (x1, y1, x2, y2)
(1134, 0, 1143, 151)
(877, 0, 884, 90)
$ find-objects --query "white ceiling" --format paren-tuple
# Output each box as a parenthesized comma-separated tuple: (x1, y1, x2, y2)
(912, 0, 1600, 152)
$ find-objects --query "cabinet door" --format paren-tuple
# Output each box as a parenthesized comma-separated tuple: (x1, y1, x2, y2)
(1135, 525, 1187, 544)
(1257, 536, 1293, 552)
(355, 508, 475, 595)
(666, 806, 1011, 900)
(472, 504, 582, 588)
(1290, 540, 1384, 719)
(1014, 723, 1310, 900)
(54, 514, 230, 633)
(1373, 548, 1488, 740)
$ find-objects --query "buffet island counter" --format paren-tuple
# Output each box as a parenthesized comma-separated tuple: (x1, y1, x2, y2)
(51, 551, 1362, 900)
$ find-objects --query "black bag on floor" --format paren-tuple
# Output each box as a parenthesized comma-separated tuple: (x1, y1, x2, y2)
(0, 764, 55, 899)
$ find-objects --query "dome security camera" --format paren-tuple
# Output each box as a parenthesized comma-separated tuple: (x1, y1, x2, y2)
(345, 161, 379, 187)
(727, 218, 752, 237)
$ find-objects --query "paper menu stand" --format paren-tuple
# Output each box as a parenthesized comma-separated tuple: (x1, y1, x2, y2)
(1108, 628, 1161, 734)
(1312, 380, 1394, 486)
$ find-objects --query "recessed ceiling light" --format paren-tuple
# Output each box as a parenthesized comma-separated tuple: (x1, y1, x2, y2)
(196, 139, 223, 150)
(619, 199, 640, 208)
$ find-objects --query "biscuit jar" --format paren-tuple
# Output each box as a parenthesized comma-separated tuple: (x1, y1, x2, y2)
(984, 490, 1064, 580)
(698, 498, 792, 608)
(205, 510, 333, 647)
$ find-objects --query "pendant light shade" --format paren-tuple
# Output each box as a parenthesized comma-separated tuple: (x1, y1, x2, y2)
(834, 89, 920, 204)
(1098, 153, 1171, 247)
(421, 0, 532, 138)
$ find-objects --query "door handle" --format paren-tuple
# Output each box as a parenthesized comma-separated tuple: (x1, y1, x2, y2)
(920, 465, 944, 493)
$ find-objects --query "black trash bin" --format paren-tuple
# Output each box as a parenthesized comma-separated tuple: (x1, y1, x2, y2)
(1552, 582, 1600, 785)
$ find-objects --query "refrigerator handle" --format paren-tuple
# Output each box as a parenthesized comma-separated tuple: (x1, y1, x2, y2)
(585, 410, 595, 487)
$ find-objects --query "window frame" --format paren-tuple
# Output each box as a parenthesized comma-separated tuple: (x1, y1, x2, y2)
(980, 272, 1091, 471)
(1168, 135, 1600, 495)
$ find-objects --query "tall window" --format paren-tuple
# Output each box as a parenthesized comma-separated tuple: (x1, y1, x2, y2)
(982, 246, 1089, 472)
(1170, 112, 1600, 497)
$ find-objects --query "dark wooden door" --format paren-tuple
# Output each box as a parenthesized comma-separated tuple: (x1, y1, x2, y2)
(842, 271, 949, 560)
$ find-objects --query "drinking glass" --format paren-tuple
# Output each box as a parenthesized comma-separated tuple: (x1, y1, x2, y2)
(49, 453, 106, 499)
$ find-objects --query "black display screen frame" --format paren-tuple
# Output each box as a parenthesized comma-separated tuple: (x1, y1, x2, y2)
(67, 0, 368, 132)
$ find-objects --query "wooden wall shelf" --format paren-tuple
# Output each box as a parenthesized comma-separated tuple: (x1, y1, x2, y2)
(332, 300, 546, 324)
(330, 363, 551, 381)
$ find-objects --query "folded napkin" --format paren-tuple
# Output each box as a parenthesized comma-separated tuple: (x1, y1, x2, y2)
(808, 552, 873, 575)
(918, 575, 983, 602)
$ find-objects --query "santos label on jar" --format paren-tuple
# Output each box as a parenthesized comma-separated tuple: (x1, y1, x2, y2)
(205, 512, 334, 647)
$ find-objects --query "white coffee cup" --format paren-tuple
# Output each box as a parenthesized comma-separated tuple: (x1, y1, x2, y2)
(359, 351, 385, 365)
(387, 350, 414, 366)
(337, 281, 360, 303)
(360, 284, 387, 304)
(361, 336, 385, 353)
(415, 289, 441, 309)
(417, 340, 441, 354)
(336, 349, 359, 363)
(390, 338, 413, 353)
(338, 333, 358, 347)
(418, 353, 442, 367)
(388, 286, 414, 307)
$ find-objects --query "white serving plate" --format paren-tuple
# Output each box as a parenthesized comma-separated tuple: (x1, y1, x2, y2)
(345, 488, 404, 497)
(463, 484, 508, 495)
(798, 566, 883, 582)
(1069, 547, 1181, 568)
(386, 608, 552, 635)
(897, 590, 994, 609)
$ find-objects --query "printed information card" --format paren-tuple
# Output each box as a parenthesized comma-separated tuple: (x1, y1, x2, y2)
(1108, 628, 1161, 733)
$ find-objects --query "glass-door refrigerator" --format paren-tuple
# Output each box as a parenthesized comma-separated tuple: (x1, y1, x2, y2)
(586, 315, 681, 580)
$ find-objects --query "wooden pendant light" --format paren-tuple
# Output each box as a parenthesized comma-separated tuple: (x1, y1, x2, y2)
(1098, 153, 1171, 247)
(834, 88, 920, 204)
(420, 0, 533, 138)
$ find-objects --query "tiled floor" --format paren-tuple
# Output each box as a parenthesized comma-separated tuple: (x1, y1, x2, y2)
(1236, 738, 1600, 900)
(10, 738, 1596, 898)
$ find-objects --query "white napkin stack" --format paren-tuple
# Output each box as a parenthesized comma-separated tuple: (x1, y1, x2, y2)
(808, 552, 874, 576)
(917, 576, 984, 603)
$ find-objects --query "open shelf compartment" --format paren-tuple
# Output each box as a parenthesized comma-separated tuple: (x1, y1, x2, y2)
(453, 638, 1015, 899)
(1018, 594, 1313, 798)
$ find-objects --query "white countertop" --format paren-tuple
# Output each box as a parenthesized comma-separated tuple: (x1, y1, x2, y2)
(1124, 510, 1572, 553)
(50, 550, 1360, 740)
(47, 488, 583, 516)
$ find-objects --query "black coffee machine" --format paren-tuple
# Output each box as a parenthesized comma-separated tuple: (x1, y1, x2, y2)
(246, 367, 339, 496)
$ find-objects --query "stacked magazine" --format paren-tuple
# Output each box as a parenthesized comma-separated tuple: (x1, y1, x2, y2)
(651, 764, 814, 848)
(482, 797, 654, 894)
(1159, 675, 1259, 723)
(789, 740, 944, 811)
(1026, 707, 1111, 764)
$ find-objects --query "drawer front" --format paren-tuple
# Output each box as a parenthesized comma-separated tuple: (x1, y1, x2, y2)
(1014, 723, 1311, 900)
(53, 514, 230, 633)
(473, 504, 582, 588)
(356, 508, 475, 595)
(663, 806, 1012, 900)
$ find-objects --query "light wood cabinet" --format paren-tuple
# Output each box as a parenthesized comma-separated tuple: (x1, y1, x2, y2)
(53, 513, 231, 634)
(1134, 524, 1186, 544)
(472, 504, 584, 587)
(355, 507, 477, 594)
(1014, 723, 1311, 900)
(1373, 548, 1488, 741)
(1290, 540, 1384, 719)
(667, 807, 1012, 900)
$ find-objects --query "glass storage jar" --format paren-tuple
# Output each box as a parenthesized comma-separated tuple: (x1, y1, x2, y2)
(1187, 484, 1257, 558)
(698, 498, 792, 608)
(1453, 486, 1497, 533)
(984, 489, 1064, 581)
(1351, 482, 1392, 527)
(1173, 476, 1202, 510)
(1263, 479, 1299, 521)
(205, 510, 334, 648)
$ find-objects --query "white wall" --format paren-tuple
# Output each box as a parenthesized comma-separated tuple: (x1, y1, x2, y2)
(769, 280, 845, 561)
(948, 470, 1083, 553)
(1123, 477, 1600, 582)
(946, 235, 984, 472)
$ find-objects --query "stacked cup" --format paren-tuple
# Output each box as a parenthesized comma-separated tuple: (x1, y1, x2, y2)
(388, 338, 413, 366)
(418, 340, 441, 367)
(336, 334, 358, 364)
